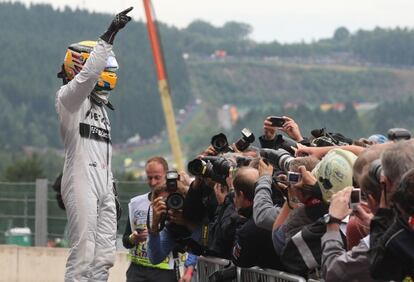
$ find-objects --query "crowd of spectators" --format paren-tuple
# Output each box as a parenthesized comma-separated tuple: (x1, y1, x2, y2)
(125, 115, 414, 281)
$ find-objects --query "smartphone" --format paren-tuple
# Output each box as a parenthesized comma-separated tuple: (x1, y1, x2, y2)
(350, 188, 361, 210)
(287, 171, 302, 184)
(268, 116, 286, 127)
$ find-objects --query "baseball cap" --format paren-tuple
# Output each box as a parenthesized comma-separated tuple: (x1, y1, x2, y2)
(367, 134, 388, 144)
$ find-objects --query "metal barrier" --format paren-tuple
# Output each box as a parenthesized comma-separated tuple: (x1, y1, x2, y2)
(196, 256, 307, 282)
(0, 179, 149, 246)
(240, 267, 306, 282)
(196, 256, 237, 282)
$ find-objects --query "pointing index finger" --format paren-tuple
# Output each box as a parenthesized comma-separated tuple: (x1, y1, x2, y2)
(120, 6, 133, 15)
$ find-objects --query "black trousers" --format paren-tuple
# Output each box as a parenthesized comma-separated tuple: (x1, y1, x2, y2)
(126, 263, 177, 282)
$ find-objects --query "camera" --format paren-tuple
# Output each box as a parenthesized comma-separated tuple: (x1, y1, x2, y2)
(211, 133, 232, 153)
(311, 136, 337, 147)
(187, 156, 234, 184)
(369, 159, 382, 184)
(268, 116, 286, 127)
(387, 128, 411, 141)
(287, 171, 302, 184)
(164, 170, 184, 210)
(350, 188, 361, 210)
(260, 148, 295, 172)
(211, 129, 255, 153)
(166, 192, 185, 210)
(235, 155, 255, 167)
(311, 128, 353, 147)
(234, 128, 255, 151)
(166, 170, 180, 192)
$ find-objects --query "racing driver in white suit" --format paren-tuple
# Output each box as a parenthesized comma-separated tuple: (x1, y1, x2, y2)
(55, 7, 133, 282)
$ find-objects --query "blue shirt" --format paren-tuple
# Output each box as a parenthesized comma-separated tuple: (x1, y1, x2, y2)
(148, 225, 201, 267)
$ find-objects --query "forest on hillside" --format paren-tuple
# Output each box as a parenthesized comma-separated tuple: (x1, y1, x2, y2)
(1, 2, 414, 180)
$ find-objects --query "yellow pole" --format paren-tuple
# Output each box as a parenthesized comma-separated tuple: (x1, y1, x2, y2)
(158, 80, 184, 170)
(143, 0, 184, 170)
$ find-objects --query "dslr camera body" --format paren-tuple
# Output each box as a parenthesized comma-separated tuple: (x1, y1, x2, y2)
(165, 170, 185, 210)
(187, 156, 235, 184)
(311, 128, 352, 147)
(211, 128, 255, 153)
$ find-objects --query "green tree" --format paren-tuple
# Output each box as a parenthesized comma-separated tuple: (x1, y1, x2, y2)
(334, 27, 350, 42)
(222, 21, 252, 40)
(3, 154, 45, 182)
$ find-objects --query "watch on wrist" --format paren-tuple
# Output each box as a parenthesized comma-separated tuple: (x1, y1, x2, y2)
(323, 213, 342, 225)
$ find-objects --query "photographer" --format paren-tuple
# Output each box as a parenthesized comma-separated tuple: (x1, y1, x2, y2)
(253, 153, 319, 231)
(273, 149, 356, 277)
(147, 180, 199, 268)
(319, 148, 383, 282)
(370, 168, 414, 280)
(320, 141, 414, 281)
(259, 116, 308, 155)
(369, 140, 414, 280)
(231, 166, 283, 270)
(207, 179, 239, 260)
(122, 156, 177, 282)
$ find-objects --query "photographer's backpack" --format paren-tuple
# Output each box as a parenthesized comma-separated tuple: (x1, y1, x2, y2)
(280, 218, 346, 278)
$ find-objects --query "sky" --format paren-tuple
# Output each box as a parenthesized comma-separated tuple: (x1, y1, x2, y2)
(5, 0, 414, 43)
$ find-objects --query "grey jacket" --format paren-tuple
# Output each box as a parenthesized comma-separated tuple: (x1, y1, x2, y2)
(253, 175, 281, 231)
(321, 230, 383, 282)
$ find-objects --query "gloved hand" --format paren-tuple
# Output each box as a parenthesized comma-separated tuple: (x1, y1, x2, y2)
(101, 7, 133, 44)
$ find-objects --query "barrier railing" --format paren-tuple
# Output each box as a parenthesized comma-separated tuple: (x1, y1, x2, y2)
(196, 256, 237, 282)
(240, 267, 306, 282)
(196, 256, 307, 282)
(0, 179, 149, 246)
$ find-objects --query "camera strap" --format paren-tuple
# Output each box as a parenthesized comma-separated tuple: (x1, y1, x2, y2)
(172, 249, 181, 281)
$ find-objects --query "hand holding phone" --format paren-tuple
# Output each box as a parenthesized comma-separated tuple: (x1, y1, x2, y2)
(287, 171, 302, 184)
(268, 116, 286, 127)
(350, 188, 361, 210)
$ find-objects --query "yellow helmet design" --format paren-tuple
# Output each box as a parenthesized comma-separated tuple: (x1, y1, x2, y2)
(62, 40, 118, 91)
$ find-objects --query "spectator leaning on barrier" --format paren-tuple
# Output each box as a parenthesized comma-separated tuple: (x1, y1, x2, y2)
(275, 149, 357, 277)
(321, 140, 414, 282)
(122, 156, 181, 282)
(369, 140, 414, 281)
(252, 158, 282, 231)
(187, 163, 255, 262)
(320, 145, 384, 282)
(253, 154, 319, 232)
(370, 168, 414, 280)
(207, 176, 237, 259)
(231, 165, 284, 270)
(345, 146, 383, 249)
(55, 7, 132, 281)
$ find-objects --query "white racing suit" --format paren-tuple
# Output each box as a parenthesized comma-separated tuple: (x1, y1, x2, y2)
(55, 40, 116, 282)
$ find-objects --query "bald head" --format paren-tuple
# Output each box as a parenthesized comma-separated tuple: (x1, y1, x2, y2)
(233, 167, 259, 202)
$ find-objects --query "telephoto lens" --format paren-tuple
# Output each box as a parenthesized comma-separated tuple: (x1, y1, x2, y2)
(187, 156, 234, 184)
(187, 159, 212, 176)
(260, 148, 295, 172)
(202, 156, 234, 178)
